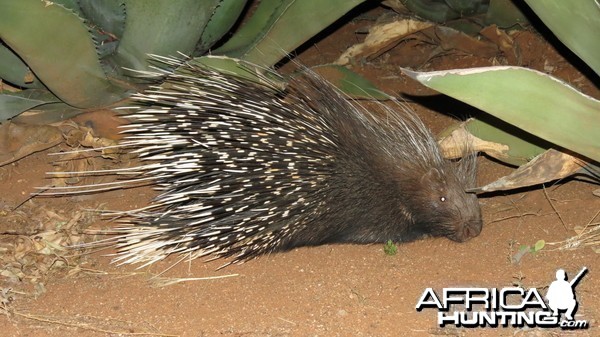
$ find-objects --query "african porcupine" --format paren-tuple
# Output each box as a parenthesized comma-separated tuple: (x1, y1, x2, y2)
(82, 57, 482, 266)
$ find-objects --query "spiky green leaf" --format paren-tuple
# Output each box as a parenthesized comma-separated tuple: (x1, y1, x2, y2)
(524, 0, 600, 75)
(310, 65, 390, 100)
(215, 0, 366, 66)
(196, 0, 249, 55)
(0, 44, 44, 89)
(0, 90, 61, 120)
(0, 0, 126, 108)
(111, 0, 226, 72)
(404, 66, 600, 162)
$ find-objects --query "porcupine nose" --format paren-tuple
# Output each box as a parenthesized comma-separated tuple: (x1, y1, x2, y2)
(458, 221, 482, 242)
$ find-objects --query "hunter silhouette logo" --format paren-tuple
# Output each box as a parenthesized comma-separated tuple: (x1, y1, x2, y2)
(416, 267, 589, 329)
(546, 267, 587, 321)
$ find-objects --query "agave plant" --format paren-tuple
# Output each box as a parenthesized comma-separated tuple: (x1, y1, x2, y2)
(402, 0, 600, 192)
(0, 0, 367, 123)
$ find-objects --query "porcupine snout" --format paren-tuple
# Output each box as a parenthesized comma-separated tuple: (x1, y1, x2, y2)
(452, 193, 482, 242)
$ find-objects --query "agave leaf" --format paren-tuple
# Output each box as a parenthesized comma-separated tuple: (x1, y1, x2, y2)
(439, 118, 549, 166)
(403, 66, 600, 163)
(215, 0, 366, 67)
(79, 0, 127, 60)
(0, 89, 80, 124)
(401, 0, 487, 22)
(0, 90, 62, 121)
(189, 57, 388, 100)
(472, 149, 587, 193)
(441, 121, 598, 192)
(400, 0, 461, 22)
(309, 65, 390, 100)
(51, 0, 82, 14)
(112, 0, 224, 72)
(485, 0, 529, 28)
(0, 44, 44, 89)
(12, 103, 84, 125)
(192, 56, 278, 85)
(524, 0, 600, 75)
(196, 0, 249, 55)
(79, 0, 127, 39)
(446, 0, 488, 15)
(0, 0, 127, 108)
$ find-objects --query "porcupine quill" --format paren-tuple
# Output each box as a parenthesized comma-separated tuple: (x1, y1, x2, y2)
(46, 55, 482, 268)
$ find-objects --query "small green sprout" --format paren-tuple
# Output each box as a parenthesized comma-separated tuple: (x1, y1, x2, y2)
(383, 240, 398, 256)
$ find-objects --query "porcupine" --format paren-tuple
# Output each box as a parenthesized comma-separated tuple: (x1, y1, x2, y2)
(88, 56, 482, 267)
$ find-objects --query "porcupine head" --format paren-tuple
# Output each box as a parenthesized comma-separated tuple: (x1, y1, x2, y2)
(106, 59, 483, 265)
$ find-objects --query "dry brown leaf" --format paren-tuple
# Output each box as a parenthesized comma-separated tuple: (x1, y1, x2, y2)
(480, 25, 519, 64)
(336, 19, 433, 65)
(0, 122, 63, 167)
(438, 122, 509, 160)
(474, 149, 586, 193)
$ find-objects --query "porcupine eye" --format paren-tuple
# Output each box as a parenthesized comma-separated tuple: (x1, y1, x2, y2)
(428, 188, 448, 210)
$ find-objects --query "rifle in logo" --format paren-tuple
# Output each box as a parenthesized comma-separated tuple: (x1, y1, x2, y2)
(546, 267, 588, 321)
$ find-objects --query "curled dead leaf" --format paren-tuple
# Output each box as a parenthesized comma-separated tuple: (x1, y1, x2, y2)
(473, 149, 586, 193)
(439, 119, 509, 160)
(336, 19, 433, 65)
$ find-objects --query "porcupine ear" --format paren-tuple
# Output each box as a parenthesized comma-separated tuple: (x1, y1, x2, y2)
(420, 168, 444, 185)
